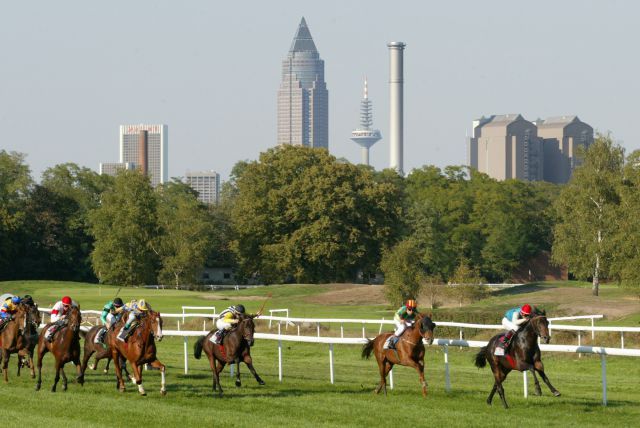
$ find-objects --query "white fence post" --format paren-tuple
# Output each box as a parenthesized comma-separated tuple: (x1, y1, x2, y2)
(523, 371, 528, 398)
(621, 332, 624, 349)
(329, 344, 334, 384)
(592, 318, 595, 340)
(379, 318, 384, 335)
(340, 323, 344, 338)
(444, 345, 451, 392)
(389, 368, 394, 389)
(317, 323, 320, 338)
(601, 353, 607, 406)
(362, 322, 366, 339)
(278, 339, 283, 382)
(183, 337, 188, 374)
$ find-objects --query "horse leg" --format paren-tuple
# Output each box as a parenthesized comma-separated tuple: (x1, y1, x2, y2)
(206, 352, 217, 394)
(81, 347, 94, 375)
(493, 368, 509, 409)
(403, 358, 427, 397)
(112, 350, 125, 392)
(530, 368, 542, 396)
(74, 356, 84, 386)
(487, 382, 498, 405)
(16, 351, 21, 377)
(243, 354, 265, 385)
(60, 366, 68, 391)
(2, 350, 9, 383)
(235, 360, 241, 387)
(214, 359, 226, 397)
(534, 359, 560, 396)
(148, 359, 167, 396)
(35, 344, 46, 391)
(131, 363, 146, 396)
(51, 360, 62, 392)
(103, 356, 111, 374)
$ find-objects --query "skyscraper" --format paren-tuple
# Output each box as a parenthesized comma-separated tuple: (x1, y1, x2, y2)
(350, 78, 381, 166)
(185, 170, 220, 205)
(120, 124, 168, 187)
(277, 17, 328, 149)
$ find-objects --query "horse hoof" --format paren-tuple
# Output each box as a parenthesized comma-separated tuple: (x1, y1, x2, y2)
(258, 380, 266, 386)
(161, 389, 167, 396)
(35, 384, 41, 391)
(119, 387, 126, 393)
(103, 369, 108, 374)
(235, 380, 242, 387)
(89, 363, 96, 371)
(139, 391, 147, 396)
(553, 391, 561, 397)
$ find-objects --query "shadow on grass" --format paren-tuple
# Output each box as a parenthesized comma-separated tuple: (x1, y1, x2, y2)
(492, 284, 555, 297)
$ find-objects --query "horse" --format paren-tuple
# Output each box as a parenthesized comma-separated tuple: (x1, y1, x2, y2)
(0, 304, 28, 382)
(193, 314, 265, 396)
(80, 325, 131, 377)
(35, 305, 84, 392)
(474, 309, 561, 408)
(16, 302, 41, 378)
(361, 314, 436, 397)
(107, 310, 166, 396)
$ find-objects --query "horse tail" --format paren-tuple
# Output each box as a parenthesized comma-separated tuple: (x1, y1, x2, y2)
(474, 346, 488, 369)
(361, 339, 375, 360)
(194, 335, 205, 360)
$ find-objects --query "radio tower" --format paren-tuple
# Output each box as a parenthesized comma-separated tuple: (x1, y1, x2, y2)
(350, 78, 382, 166)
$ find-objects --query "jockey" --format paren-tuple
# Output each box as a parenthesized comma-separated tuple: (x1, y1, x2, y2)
(21, 294, 35, 307)
(117, 299, 149, 342)
(384, 299, 420, 350)
(95, 297, 125, 344)
(500, 304, 533, 348)
(210, 304, 261, 344)
(45, 296, 75, 342)
(0, 296, 21, 328)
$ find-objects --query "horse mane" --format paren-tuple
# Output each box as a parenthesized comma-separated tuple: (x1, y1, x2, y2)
(532, 306, 546, 317)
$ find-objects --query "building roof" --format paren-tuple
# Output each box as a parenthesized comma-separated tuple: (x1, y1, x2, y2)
(289, 17, 317, 53)
(482, 114, 524, 127)
(537, 116, 580, 128)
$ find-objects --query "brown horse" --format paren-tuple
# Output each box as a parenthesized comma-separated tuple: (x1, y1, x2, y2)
(35, 305, 84, 392)
(107, 310, 166, 396)
(474, 309, 561, 408)
(361, 314, 436, 397)
(16, 302, 41, 378)
(80, 325, 131, 377)
(193, 314, 264, 396)
(0, 304, 28, 382)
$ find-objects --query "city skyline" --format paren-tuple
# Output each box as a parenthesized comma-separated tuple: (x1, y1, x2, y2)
(1, 1, 638, 182)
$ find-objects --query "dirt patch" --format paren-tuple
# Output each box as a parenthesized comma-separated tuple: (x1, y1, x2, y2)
(304, 284, 388, 305)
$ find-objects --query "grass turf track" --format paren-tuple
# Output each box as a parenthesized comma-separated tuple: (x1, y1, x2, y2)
(0, 281, 639, 427)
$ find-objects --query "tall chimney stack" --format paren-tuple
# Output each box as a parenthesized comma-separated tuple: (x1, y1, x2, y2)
(388, 42, 405, 175)
(138, 130, 148, 175)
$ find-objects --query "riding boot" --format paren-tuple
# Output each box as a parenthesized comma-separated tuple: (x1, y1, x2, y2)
(210, 330, 224, 344)
(117, 326, 129, 342)
(45, 326, 56, 342)
(95, 327, 107, 344)
(502, 330, 515, 348)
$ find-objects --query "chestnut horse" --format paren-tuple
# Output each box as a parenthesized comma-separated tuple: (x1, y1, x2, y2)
(361, 314, 436, 397)
(474, 309, 560, 408)
(0, 304, 28, 382)
(107, 310, 166, 396)
(35, 305, 84, 392)
(193, 314, 264, 396)
(80, 325, 130, 380)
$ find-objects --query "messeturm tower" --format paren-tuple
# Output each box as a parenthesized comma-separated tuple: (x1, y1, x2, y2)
(277, 17, 329, 149)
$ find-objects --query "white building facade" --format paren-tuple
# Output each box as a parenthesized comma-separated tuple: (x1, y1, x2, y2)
(185, 170, 220, 205)
(119, 124, 168, 187)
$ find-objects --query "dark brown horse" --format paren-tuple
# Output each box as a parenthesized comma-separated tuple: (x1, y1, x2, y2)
(107, 310, 165, 396)
(35, 305, 84, 392)
(361, 314, 436, 397)
(474, 310, 561, 408)
(193, 314, 264, 396)
(0, 304, 28, 382)
(16, 302, 41, 378)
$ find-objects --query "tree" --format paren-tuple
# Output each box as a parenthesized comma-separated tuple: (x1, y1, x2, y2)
(0, 150, 32, 279)
(231, 146, 402, 283)
(446, 261, 486, 307)
(154, 181, 213, 287)
(552, 135, 624, 296)
(89, 170, 158, 286)
(421, 274, 445, 310)
(381, 239, 424, 306)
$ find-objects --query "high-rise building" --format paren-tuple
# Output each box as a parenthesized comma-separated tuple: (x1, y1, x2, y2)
(537, 116, 593, 184)
(277, 17, 328, 149)
(185, 170, 220, 205)
(350, 78, 381, 166)
(99, 162, 136, 177)
(120, 124, 168, 187)
(469, 114, 543, 181)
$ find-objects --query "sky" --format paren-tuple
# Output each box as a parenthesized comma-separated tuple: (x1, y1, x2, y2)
(1, 1, 638, 182)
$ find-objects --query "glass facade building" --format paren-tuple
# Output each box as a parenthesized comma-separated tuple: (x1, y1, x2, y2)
(119, 124, 168, 187)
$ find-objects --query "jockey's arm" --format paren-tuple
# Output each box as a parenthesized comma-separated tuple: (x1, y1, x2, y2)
(512, 312, 528, 326)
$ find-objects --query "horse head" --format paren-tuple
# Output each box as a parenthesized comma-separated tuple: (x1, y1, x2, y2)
(68, 305, 82, 332)
(13, 304, 28, 332)
(20, 302, 40, 331)
(530, 308, 550, 344)
(239, 315, 256, 347)
(149, 311, 163, 342)
(418, 314, 436, 345)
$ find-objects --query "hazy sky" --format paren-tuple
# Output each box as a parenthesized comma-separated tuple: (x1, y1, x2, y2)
(1, 1, 638, 182)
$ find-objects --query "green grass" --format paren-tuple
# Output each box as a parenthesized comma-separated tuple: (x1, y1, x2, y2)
(1, 280, 639, 427)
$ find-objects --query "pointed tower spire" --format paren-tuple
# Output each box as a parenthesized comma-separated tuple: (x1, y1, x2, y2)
(290, 17, 318, 52)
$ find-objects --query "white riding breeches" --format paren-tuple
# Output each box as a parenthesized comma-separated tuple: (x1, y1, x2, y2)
(394, 320, 409, 337)
(502, 317, 518, 332)
(216, 319, 233, 330)
(105, 313, 116, 328)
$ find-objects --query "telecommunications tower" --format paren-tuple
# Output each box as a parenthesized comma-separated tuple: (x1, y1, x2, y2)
(350, 78, 382, 166)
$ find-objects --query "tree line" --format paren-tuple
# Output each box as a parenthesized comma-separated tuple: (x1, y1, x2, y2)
(0, 136, 637, 294)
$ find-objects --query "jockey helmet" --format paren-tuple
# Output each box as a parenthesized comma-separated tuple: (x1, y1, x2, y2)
(234, 304, 246, 314)
(520, 304, 532, 316)
(113, 297, 124, 307)
(405, 299, 417, 310)
(62, 296, 72, 305)
(137, 299, 149, 311)
(11, 296, 21, 305)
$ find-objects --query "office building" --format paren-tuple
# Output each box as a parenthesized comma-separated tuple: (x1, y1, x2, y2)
(99, 162, 136, 177)
(185, 170, 220, 205)
(120, 124, 168, 186)
(277, 17, 328, 149)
